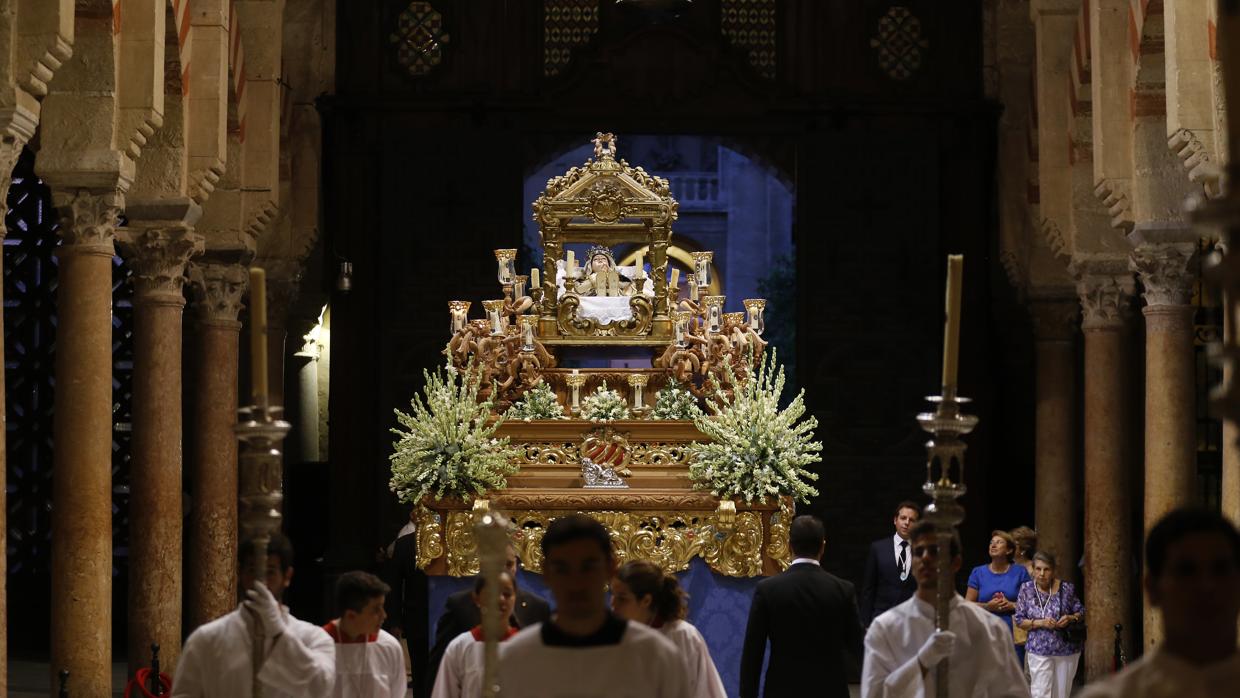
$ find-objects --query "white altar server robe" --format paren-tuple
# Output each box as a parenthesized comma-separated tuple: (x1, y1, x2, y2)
(498, 617, 690, 698)
(659, 619, 727, 698)
(172, 605, 336, 698)
(326, 625, 406, 698)
(861, 594, 1030, 698)
(1077, 647, 1240, 698)
(431, 630, 486, 698)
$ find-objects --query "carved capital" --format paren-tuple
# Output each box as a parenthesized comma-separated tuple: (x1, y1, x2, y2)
(1030, 297, 1080, 341)
(1129, 243, 1198, 307)
(258, 257, 305, 328)
(118, 227, 206, 301)
(188, 262, 249, 326)
(53, 189, 124, 251)
(1071, 258, 1135, 330)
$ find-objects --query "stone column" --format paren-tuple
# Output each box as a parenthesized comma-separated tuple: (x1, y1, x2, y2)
(117, 222, 204, 676)
(1030, 295, 1080, 583)
(1074, 263, 1136, 680)
(49, 189, 124, 696)
(1225, 293, 1240, 526)
(185, 261, 248, 630)
(1129, 225, 1199, 649)
(293, 334, 321, 463)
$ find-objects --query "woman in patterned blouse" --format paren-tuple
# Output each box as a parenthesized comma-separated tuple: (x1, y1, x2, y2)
(1014, 551, 1085, 698)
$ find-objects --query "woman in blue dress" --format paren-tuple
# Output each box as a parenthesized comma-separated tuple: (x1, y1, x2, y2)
(966, 529, 1033, 665)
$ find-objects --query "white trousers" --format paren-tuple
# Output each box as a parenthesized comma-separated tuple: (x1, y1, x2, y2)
(1026, 652, 1079, 698)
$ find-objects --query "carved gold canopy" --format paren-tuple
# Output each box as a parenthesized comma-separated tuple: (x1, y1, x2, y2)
(532, 133, 680, 345)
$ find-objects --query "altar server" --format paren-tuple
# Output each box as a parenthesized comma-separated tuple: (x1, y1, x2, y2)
(172, 534, 336, 698)
(497, 514, 689, 697)
(430, 572, 521, 698)
(323, 571, 406, 698)
(611, 559, 727, 698)
(1078, 508, 1240, 698)
(861, 520, 1029, 698)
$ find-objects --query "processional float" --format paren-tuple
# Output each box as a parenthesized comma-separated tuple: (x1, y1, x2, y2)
(398, 133, 826, 694)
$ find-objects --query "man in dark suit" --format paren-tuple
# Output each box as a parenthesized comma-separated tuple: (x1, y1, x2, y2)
(859, 500, 920, 626)
(424, 543, 551, 694)
(740, 514, 864, 698)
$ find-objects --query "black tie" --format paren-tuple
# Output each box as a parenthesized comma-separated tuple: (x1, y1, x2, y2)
(898, 540, 908, 576)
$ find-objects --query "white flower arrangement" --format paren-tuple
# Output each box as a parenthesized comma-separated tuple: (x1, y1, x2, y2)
(580, 381, 631, 422)
(506, 381, 568, 421)
(688, 349, 821, 504)
(650, 379, 702, 420)
(389, 360, 521, 504)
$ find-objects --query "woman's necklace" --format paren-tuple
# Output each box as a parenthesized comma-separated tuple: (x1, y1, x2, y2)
(1033, 582, 1054, 618)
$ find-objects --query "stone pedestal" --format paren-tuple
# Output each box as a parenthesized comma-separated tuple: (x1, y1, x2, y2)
(1030, 297, 1080, 583)
(117, 224, 204, 676)
(185, 262, 248, 630)
(49, 189, 123, 697)
(1129, 229, 1199, 650)
(1075, 265, 1136, 680)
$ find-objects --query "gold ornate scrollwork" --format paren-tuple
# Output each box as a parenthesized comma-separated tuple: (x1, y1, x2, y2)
(520, 442, 579, 465)
(445, 511, 483, 576)
(627, 442, 691, 466)
(436, 507, 767, 578)
(415, 507, 445, 570)
(765, 497, 795, 572)
(556, 293, 654, 337)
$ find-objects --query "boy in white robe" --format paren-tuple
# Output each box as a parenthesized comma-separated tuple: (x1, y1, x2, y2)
(431, 572, 521, 698)
(498, 514, 690, 698)
(173, 534, 335, 698)
(322, 570, 407, 698)
(862, 520, 1030, 698)
(1078, 508, 1240, 698)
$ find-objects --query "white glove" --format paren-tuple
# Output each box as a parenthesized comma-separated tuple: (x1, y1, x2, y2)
(244, 582, 287, 638)
(916, 630, 956, 671)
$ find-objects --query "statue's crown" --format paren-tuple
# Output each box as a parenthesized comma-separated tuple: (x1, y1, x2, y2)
(586, 244, 615, 265)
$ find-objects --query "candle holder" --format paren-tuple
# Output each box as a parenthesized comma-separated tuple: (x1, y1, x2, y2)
(449, 300, 471, 335)
(703, 295, 725, 333)
(482, 300, 506, 336)
(672, 310, 692, 348)
(627, 373, 649, 412)
(518, 315, 538, 352)
(915, 387, 977, 697)
(744, 298, 766, 336)
(494, 248, 517, 285)
(1193, 192, 1240, 429)
(474, 506, 512, 698)
(686, 273, 699, 302)
(235, 401, 291, 698)
(690, 251, 714, 288)
(566, 372, 587, 413)
(513, 274, 528, 301)
(501, 283, 515, 306)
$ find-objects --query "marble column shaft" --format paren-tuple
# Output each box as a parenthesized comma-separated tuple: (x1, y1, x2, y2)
(119, 226, 204, 676)
(1031, 298, 1080, 583)
(49, 190, 124, 696)
(185, 262, 248, 631)
(1076, 271, 1135, 680)
(1225, 292, 1240, 525)
(1130, 238, 1199, 650)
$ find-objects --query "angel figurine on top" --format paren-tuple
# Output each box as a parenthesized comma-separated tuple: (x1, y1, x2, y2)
(572, 244, 645, 297)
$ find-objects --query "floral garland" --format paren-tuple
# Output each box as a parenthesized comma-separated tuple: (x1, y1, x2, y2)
(389, 360, 521, 504)
(506, 381, 568, 420)
(580, 381, 631, 422)
(687, 349, 821, 504)
(650, 379, 702, 420)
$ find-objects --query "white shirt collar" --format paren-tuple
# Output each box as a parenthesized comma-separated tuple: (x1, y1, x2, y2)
(911, 593, 962, 618)
(790, 557, 821, 567)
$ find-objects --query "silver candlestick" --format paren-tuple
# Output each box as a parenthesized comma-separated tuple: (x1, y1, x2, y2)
(915, 385, 978, 698)
(235, 401, 291, 698)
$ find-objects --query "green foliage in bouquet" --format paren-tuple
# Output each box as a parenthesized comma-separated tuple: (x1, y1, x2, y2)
(650, 379, 702, 420)
(688, 349, 821, 504)
(580, 381, 631, 422)
(506, 381, 568, 421)
(389, 361, 521, 504)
